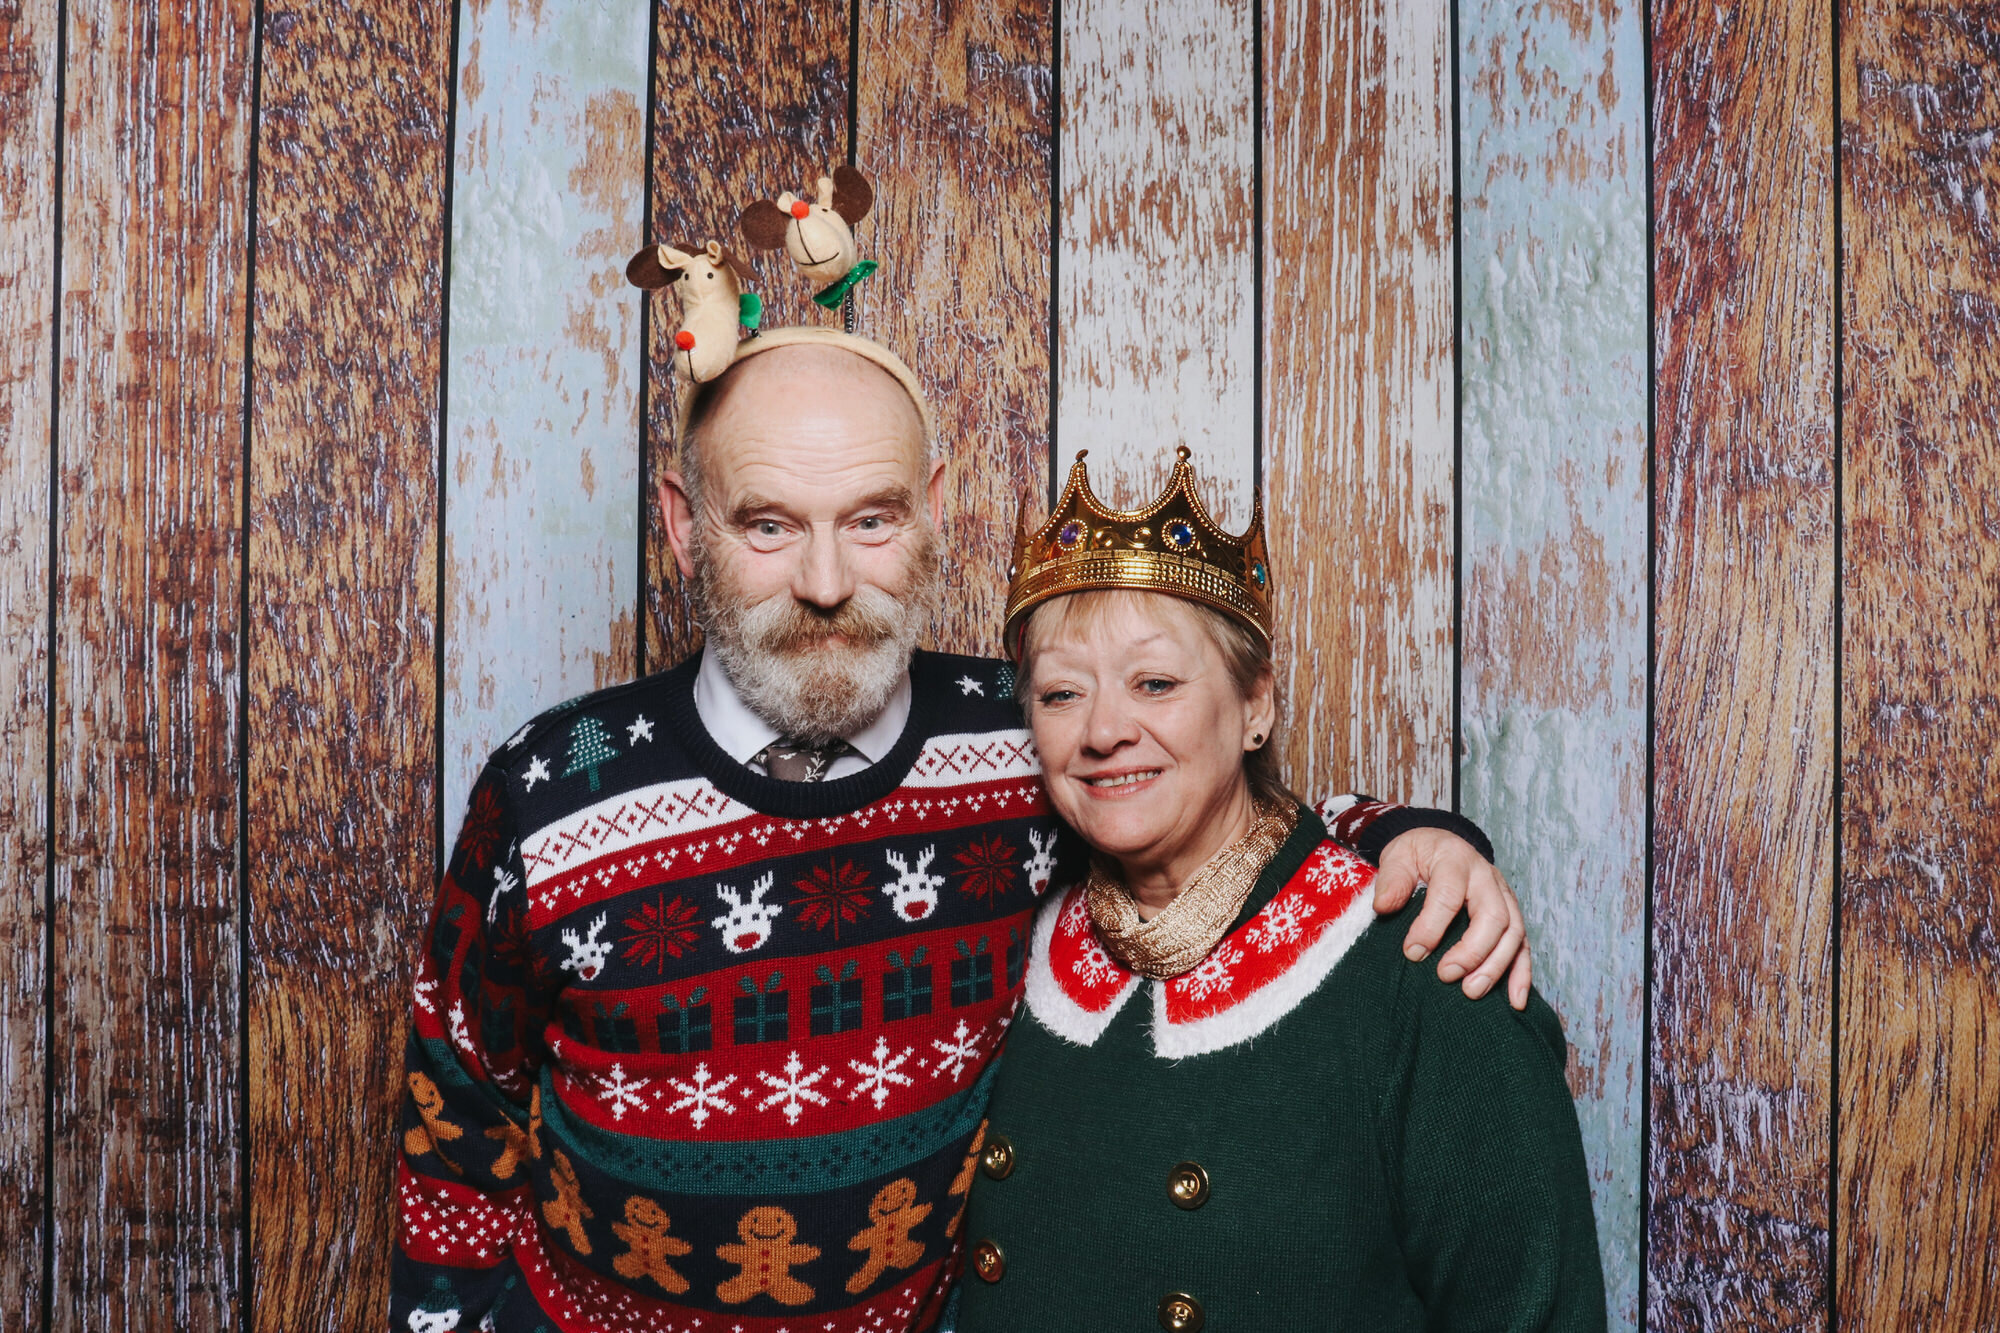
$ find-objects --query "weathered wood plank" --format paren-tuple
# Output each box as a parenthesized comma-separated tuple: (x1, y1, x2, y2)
(642, 0, 849, 668)
(1838, 3, 2000, 1324)
(0, 0, 58, 1323)
(242, 0, 453, 1326)
(1455, 1, 1648, 1325)
(443, 0, 648, 842)
(856, 0, 1053, 656)
(50, 0, 256, 1323)
(1648, 0, 1836, 1324)
(1056, 0, 1253, 528)
(1262, 0, 1457, 805)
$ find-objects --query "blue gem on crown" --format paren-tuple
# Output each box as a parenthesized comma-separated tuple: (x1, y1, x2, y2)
(1057, 520, 1084, 549)
(1164, 520, 1196, 550)
(1251, 560, 1267, 589)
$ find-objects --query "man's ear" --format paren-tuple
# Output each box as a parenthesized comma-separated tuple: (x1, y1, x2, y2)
(926, 454, 947, 528)
(658, 472, 699, 580)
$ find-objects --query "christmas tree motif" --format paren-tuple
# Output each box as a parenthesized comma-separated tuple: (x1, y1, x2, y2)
(561, 716, 619, 792)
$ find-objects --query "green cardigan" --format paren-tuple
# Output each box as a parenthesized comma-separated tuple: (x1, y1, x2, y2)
(952, 810, 1605, 1332)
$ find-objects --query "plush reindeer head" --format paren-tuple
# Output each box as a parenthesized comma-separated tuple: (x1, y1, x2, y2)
(624, 240, 759, 382)
(739, 165, 875, 286)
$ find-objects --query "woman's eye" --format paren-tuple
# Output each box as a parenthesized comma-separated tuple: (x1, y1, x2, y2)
(1139, 678, 1176, 695)
(1037, 689, 1077, 707)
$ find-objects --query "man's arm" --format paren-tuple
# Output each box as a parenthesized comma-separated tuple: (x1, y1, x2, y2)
(389, 767, 556, 1326)
(1320, 795, 1533, 1010)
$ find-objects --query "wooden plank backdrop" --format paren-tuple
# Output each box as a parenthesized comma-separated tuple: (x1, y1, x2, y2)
(50, 0, 255, 1324)
(0, 0, 58, 1325)
(242, 1, 453, 1327)
(6, 0, 2000, 1328)
(1456, 0, 1649, 1325)
(1648, 0, 1838, 1326)
(1836, 1, 2000, 1325)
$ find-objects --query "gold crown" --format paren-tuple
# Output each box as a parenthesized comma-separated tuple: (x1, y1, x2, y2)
(1004, 446, 1272, 656)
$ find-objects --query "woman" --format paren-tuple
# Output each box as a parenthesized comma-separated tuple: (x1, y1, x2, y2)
(951, 449, 1604, 1331)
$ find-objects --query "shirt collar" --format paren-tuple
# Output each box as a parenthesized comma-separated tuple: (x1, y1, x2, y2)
(692, 645, 913, 767)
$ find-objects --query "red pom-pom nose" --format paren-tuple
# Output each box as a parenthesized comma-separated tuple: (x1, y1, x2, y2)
(789, 200, 812, 220)
(674, 330, 696, 351)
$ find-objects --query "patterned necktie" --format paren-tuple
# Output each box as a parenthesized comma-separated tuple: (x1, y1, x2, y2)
(752, 737, 861, 782)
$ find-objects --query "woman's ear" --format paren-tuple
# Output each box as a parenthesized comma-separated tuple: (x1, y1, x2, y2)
(1245, 667, 1277, 750)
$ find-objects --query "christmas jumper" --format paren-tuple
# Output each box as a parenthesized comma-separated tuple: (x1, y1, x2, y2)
(953, 806, 1605, 1333)
(389, 649, 1490, 1333)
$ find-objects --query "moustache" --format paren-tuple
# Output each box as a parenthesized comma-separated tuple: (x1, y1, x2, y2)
(744, 588, 905, 657)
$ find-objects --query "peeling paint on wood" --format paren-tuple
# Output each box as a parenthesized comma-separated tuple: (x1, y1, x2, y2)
(856, 0, 1053, 655)
(50, 0, 257, 1323)
(1455, 1, 1648, 1325)
(1838, 2, 2000, 1325)
(1057, 0, 1253, 529)
(0, 0, 56, 1321)
(444, 0, 648, 844)
(642, 0, 850, 668)
(1649, 0, 1836, 1324)
(243, 0, 453, 1326)
(1263, 0, 1457, 807)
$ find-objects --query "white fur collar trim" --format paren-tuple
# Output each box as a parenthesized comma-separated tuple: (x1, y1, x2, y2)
(1024, 840, 1378, 1057)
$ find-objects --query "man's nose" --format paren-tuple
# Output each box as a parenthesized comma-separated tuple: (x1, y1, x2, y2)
(791, 527, 857, 610)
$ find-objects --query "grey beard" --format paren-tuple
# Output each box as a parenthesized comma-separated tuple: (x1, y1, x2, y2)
(690, 529, 941, 746)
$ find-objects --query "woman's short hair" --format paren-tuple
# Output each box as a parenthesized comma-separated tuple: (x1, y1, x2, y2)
(1013, 589, 1296, 808)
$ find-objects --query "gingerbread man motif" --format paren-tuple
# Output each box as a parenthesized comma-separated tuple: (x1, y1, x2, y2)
(541, 1149, 594, 1255)
(404, 1072, 464, 1174)
(945, 1121, 987, 1238)
(612, 1197, 694, 1294)
(484, 1115, 530, 1181)
(716, 1206, 820, 1306)
(845, 1177, 931, 1294)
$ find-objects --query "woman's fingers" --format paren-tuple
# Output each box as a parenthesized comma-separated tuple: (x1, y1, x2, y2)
(1506, 942, 1533, 1011)
(1372, 849, 1422, 916)
(1400, 856, 1468, 963)
(1455, 899, 1525, 1002)
(1436, 861, 1524, 996)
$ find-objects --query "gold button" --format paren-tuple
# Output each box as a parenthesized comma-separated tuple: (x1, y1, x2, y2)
(971, 1238, 1006, 1282)
(980, 1134, 1016, 1180)
(1168, 1161, 1210, 1210)
(1158, 1292, 1205, 1331)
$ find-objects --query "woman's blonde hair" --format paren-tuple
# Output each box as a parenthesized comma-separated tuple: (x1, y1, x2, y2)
(1013, 589, 1295, 808)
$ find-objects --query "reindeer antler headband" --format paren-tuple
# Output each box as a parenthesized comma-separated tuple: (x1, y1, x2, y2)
(624, 163, 928, 440)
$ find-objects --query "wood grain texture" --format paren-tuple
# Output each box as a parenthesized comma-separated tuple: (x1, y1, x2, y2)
(1262, 0, 1457, 806)
(443, 0, 647, 844)
(856, 0, 1053, 655)
(1057, 0, 1254, 528)
(642, 0, 849, 669)
(1648, 0, 1836, 1324)
(1455, 1, 1648, 1325)
(1838, 3, 2000, 1324)
(51, 0, 256, 1323)
(0, 0, 57, 1323)
(242, 1, 453, 1326)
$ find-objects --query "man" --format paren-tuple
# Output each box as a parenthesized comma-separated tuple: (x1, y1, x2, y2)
(388, 329, 1529, 1330)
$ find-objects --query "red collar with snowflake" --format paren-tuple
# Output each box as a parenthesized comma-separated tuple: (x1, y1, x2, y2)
(1022, 838, 1377, 1058)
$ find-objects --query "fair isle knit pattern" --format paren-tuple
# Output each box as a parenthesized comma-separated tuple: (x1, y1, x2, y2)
(389, 649, 1426, 1333)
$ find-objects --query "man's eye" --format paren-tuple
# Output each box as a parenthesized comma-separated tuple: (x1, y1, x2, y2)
(856, 516, 884, 531)
(756, 521, 784, 537)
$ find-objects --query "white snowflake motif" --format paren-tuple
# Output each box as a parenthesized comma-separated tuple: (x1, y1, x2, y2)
(596, 1062, 651, 1121)
(663, 1062, 738, 1131)
(1177, 941, 1244, 1003)
(521, 755, 551, 791)
(1245, 892, 1315, 953)
(1056, 892, 1092, 939)
(847, 1036, 915, 1111)
(755, 1051, 830, 1126)
(446, 1001, 477, 1058)
(1305, 845, 1369, 896)
(487, 865, 519, 925)
(626, 714, 654, 744)
(1073, 937, 1122, 990)
(929, 1020, 982, 1082)
(412, 973, 437, 1015)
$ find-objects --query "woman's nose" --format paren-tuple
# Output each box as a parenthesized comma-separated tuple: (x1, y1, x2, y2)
(1080, 696, 1141, 754)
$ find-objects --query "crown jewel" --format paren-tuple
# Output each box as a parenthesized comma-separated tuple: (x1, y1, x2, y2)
(1004, 447, 1271, 656)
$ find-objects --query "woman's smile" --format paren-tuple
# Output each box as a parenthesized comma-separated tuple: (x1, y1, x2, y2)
(1078, 767, 1164, 792)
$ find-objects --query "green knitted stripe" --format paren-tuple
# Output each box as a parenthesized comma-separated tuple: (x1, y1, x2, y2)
(540, 1058, 997, 1196)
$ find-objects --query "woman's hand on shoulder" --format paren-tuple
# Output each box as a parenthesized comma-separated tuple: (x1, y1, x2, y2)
(1373, 830, 1532, 1011)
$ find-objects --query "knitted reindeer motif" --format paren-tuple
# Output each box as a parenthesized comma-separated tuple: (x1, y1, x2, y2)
(624, 240, 762, 383)
(559, 913, 612, 982)
(712, 872, 783, 954)
(1023, 828, 1058, 896)
(739, 165, 877, 308)
(881, 847, 944, 923)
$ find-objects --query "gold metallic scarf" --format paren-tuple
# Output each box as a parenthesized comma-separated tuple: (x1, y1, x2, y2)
(1086, 800, 1298, 979)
